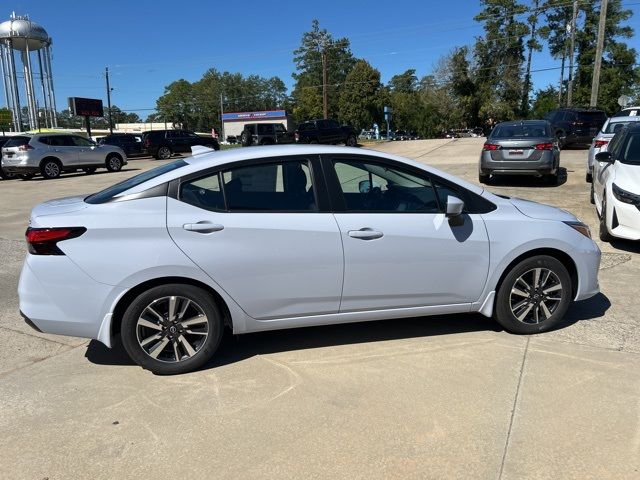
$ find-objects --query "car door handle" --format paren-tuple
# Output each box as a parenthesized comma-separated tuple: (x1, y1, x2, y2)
(183, 222, 224, 233)
(348, 228, 383, 240)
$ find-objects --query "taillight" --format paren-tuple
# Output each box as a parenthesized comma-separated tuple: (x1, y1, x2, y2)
(594, 140, 608, 148)
(25, 227, 86, 255)
(534, 143, 554, 150)
(18, 144, 34, 151)
(483, 143, 499, 151)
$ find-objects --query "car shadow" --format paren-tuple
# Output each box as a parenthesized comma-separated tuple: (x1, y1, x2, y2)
(488, 167, 568, 188)
(27, 168, 140, 181)
(608, 239, 640, 254)
(85, 292, 610, 371)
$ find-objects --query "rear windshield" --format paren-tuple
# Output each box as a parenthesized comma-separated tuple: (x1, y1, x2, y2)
(85, 159, 187, 204)
(577, 111, 606, 123)
(3, 136, 31, 147)
(491, 124, 549, 139)
(605, 120, 639, 134)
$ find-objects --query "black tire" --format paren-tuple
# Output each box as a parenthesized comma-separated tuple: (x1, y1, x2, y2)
(120, 284, 224, 375)
(545, 172, 559, 186)
(40, 158, 62, 179)
(590, 181, 595, 204)
(479, 172, 489, 184)
(586, 171, 592, 183)
(83, 167, 97, 174)
(156, 146, 172, 159)
(495, 255, 572, 334)
(345, 135, 357, 147)
(599, 196, 614, 242)
(0, 167, 17, 180)
(105, 154, 123, 172)
(241, 130, 252, 147)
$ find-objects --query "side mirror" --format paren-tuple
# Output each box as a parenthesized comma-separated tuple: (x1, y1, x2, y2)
(445, 195, 464, 218)
(595, 151, 613, 163)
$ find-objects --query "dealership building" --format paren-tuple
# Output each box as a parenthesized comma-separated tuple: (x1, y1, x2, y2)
(221, 110, 294, 140)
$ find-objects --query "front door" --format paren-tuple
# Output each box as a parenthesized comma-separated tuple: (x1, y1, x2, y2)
(166, 155, 343, 320)
(325, 156, 490, 312)
(72, 136, 104, 165)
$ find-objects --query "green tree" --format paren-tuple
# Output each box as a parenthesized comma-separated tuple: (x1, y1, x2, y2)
(572, 0, 639, 113)
(388, 69, 418, 93)
(531, 85, 559, 118)
(539, 0, 574, 106)
(108, 105, 141, 124)
(156, 79, 197, 129)
(521, 0, 543, 114)
(338, 60, 383, 130)
(291, 19, 356, 121)
(474, 0, 529, 120)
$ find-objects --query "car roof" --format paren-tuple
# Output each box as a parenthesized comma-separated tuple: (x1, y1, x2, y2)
(495, 120, 548, 126)
(119, 144, 486, 198)
(609, 116, 640, 123)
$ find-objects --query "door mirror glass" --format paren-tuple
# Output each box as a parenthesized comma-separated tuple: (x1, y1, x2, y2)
(595, 151, 613, 163)
(445, 195, 464, 218)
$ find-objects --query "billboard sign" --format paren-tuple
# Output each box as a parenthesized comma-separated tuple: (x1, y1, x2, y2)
(222, 110, 286, 122)
(69, 97, 104, 117)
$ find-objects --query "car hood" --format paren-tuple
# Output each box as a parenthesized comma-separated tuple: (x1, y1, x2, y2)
(30, 195, 89, 219)
(611, 162, 640, 192)
(508, 197, 576, 222)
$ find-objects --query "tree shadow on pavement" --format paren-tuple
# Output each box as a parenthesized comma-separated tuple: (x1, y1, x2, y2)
(85, 291, 610, 371)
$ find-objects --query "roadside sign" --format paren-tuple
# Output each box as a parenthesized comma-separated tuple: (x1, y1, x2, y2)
(0, 108, 12, 125)
(68, 97, 104, 117)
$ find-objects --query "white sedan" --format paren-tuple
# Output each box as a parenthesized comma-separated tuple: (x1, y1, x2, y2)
(592, 123, 640, 241)
(20, 145, 600, 374)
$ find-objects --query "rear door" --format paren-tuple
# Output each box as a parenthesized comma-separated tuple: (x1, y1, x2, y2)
(166, 155, 344, 320)
(324, 154, 490, 311)
(48, 135, 79, 167)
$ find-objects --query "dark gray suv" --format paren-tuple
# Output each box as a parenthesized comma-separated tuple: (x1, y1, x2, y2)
(240, 123, 295, 147)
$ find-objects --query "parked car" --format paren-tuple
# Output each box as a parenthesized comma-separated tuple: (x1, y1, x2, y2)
(394, 130, 410, 141)
(142, 129, 220, 159)
(545, 108, 607, 148)
(295, 119, 358, 146)
(479, 120, 560, 184)
(1, 133, 127, 179)
(0, 136, 17, 179)
(380, 130, 396, 140)
(98, 133, 144, 157)
(20, 145, 599, 374)
(586, 116, 640, 182)
(240, 123, 295, 147)
(591, 123, 640, 241)
(611, 106, 640, 117)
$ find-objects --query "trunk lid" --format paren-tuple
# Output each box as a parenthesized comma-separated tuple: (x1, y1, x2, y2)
(488, 138, 551, 162)
(30, 195, 89, 220)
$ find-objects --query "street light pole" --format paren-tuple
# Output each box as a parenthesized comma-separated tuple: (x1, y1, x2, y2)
(566, 0, 578, 107)
(105, 66, 113, 134)
(590, 0, 609, 107)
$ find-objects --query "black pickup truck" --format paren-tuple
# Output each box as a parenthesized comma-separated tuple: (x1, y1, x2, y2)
(295, 119, 358, 146)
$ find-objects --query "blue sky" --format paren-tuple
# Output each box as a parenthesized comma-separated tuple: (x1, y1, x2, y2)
(4, 0, 640, 118)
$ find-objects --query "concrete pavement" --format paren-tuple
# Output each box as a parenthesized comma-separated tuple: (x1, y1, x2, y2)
(1, 141, 639, 479)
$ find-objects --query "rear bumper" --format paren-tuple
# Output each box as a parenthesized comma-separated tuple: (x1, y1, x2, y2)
(480, 151, 556, 176)
(2, 165, 40, 174)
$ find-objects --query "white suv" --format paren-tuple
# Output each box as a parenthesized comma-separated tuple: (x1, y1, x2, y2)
(1, 133, 127, 179)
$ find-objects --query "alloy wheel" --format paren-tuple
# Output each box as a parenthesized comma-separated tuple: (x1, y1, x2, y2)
(158, 147, 171, 159)
(109, 157, 121, 170)
(509, 267, 563, 324)
(136, 295, 209, 363)
(44, 161, 60, 178)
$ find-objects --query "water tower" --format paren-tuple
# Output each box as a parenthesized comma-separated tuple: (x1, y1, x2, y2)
(0, 12, 57, 131)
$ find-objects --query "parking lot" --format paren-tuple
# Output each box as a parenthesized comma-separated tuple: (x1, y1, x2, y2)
(1, 138, 639, 479)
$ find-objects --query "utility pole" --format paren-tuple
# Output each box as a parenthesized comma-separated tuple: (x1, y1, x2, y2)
(105, 66, 113, 134)
(566, 0, 578, 107)
(219, 93, 225, 142)
(590, 0, 609, 107)
(321, 49, 328, 119)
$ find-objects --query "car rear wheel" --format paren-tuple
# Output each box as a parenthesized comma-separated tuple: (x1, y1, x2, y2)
(599, 196, 614, 242)
(121, 284, 224, 375)
(105, 154, 123, 172)
(494, 255, 572, 334)
(0, 167, 16, 180)
(156, 146, 172, 159)
(41, 159, 61, 179)
(345, 135, 357, 147)
(478, 172, 489, 184)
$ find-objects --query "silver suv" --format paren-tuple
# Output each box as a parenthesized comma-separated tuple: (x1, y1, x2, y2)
(1, 133, 127, 179)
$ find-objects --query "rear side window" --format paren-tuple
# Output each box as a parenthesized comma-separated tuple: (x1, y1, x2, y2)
(3, 136, 30, 148)
(605, 121, 637, 134)
(181, 173, 225, 211)
(257, 124, 273, 135)
(85, 159, 187, 204)
(577, 111, 606, 124)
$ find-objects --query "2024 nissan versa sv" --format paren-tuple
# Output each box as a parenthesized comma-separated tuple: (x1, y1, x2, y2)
(19, 145, 601, 374)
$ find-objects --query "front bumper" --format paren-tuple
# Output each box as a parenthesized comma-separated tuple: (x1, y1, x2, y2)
(573, 240, 601, 301)
(607, 195, 640, 241)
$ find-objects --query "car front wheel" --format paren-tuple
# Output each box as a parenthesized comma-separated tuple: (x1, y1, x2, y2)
(120, 284, 223, 375)
(599, 196, 614, 242)
(156, 146, 172, 159)
(494, 255, 572, 334)
(105, 154, 123, 172)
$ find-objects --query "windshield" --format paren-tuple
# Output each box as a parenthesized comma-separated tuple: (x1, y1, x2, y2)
(85, 159, 187, 204)
(605, 120, 639, 134)
(491, 124, 549, 139)
(620, 133, 640, 165)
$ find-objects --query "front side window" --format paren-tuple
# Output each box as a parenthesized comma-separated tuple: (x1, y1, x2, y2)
(72, 136, 95, 147)
(621, 133, 640, 165)
(332, 160, 440, 212)
(257, 124, 273, 135)
(223, 159, 315, 211)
